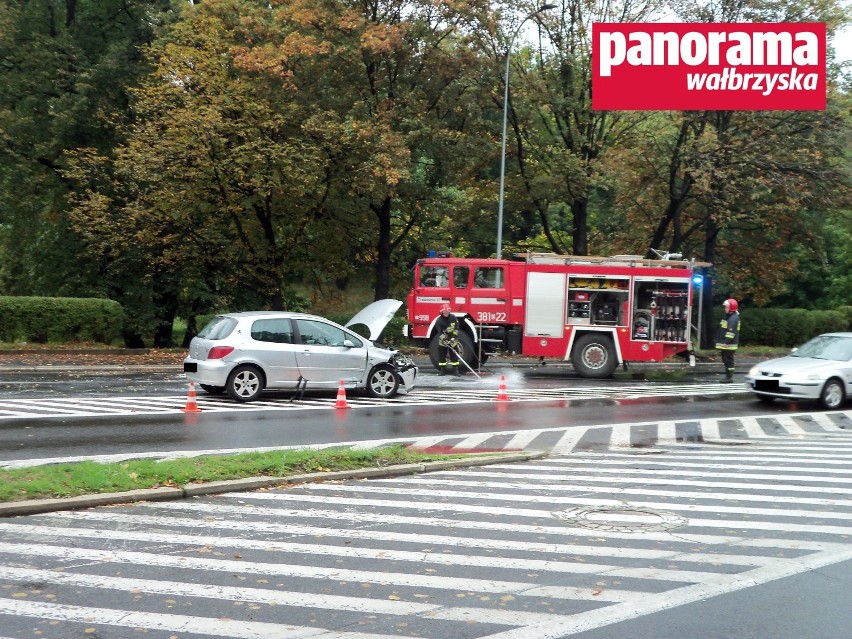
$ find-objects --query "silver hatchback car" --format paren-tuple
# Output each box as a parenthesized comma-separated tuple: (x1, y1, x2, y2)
(183, 300, 417, 402)
(745, 332, 852, 410)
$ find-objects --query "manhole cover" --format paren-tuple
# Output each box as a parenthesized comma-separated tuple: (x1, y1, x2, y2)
(553, 505, 687, 533)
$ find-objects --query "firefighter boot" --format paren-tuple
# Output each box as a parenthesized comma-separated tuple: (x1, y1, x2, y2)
(451, 364, 460, 376)
(723, 369, 734, 383)
(438, 365, 446, 376)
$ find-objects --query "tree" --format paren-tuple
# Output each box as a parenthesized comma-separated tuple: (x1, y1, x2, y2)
(482, 0, 661, 257)
(0, 0, 178, 309)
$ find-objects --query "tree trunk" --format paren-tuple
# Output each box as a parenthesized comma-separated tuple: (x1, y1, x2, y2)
(372, 197, 392, 301)
(65, 0, 76, 28)
(153, 302, 177, 348)
(181, 315, 198, 348)
(571, 198, 588, 256)
(152, 272, 179, 347)
(123, 331, 145, 348)
(700, 218, 719, 350)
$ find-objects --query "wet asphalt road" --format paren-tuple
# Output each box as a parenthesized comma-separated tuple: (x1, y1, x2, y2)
(2, 365, 834, 466)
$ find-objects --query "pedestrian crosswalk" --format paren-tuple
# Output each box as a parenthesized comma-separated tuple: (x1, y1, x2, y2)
(0, 382, 745, 420)
(1, 434, 851, 637)
(2, 410, 849, 470)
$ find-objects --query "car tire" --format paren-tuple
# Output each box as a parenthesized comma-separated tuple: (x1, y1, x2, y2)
(226, 365, 264, 402)
(571, 333, 618, 378)
(819, 378, 846, 410)
(200, 384, 226, 395)
(366, 364, 399, 398)
(428, 331, 480, 371)
(756, 394, 776, 404)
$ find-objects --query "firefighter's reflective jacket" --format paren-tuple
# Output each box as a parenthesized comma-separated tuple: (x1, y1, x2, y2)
(435, 313, 460, 347)
(715, 311, 741, 350)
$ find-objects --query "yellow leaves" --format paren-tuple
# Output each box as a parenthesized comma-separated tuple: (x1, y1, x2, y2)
(280, 32, 332, 59)
(338, 9, 364, 34)
(360, 23, 406, 55)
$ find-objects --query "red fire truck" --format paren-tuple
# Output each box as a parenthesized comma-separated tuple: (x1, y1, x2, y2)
(405, 252, 707, 377)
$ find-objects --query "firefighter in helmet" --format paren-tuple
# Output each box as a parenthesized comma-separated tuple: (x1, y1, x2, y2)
(715, 298, 740, 383)
(435, 304, 461, 376)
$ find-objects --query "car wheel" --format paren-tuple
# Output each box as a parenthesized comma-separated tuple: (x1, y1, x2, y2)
(756, 394, 776, 404)
(200, 384, 225, 395)
(819, 378, 846, 410)
(571, 333, 618, 378)
(366, 365, 400, 398)
(226, 365, 264, 402)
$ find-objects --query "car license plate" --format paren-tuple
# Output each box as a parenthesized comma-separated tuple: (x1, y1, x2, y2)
(184, 362, 197, 373)
(755, 379, 779, 392)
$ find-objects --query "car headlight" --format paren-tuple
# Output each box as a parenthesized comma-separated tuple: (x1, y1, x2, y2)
(748, 365, 760, 377)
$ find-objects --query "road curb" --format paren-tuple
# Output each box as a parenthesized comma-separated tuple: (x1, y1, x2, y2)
(0, 451, 546, 518)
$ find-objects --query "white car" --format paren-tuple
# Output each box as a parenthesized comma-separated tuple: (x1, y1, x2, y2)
(745, 332, 852, 410)
(183, 300, 417, 402)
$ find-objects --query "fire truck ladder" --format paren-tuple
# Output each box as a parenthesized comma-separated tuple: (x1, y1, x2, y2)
(522, 252, 711, 269)
(475, 322, 504, 372)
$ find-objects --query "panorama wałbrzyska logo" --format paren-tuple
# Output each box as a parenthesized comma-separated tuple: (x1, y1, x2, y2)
(592, 23, 826, 110)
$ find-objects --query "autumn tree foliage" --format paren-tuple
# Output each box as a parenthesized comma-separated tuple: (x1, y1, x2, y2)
(3, 0, 850, 346)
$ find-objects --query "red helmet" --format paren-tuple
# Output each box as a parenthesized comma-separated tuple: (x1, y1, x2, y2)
(440, 304, 452, 314)
(723, 298, 739, 312)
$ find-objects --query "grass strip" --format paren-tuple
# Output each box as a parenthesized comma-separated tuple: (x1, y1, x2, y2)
(0, 446, 458, 503)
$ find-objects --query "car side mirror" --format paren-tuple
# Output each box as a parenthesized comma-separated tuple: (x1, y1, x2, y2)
(343, 339, 355, 348)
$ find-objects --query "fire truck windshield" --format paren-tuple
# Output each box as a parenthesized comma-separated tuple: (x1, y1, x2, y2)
(420, 266, 448, 288)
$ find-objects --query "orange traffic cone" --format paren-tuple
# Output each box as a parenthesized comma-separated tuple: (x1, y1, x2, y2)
(334, 380, 351, 409)
(182, 381, 202, 413)
(496, 375, 511, 402)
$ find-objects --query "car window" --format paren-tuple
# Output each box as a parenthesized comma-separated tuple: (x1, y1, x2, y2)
(474, 266, 504, 288)
(250, 318, 294, 344)
(295, 319, 355, 347)
(794, 335, 852, 361)
(196, 317, 238, 340)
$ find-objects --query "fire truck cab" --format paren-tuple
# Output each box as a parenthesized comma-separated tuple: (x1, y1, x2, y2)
(405, 252, 705, 378)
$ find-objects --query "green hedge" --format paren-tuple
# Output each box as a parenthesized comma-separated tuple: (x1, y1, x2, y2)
(0, 296, 123, 344)
(732, 307, 848, 347)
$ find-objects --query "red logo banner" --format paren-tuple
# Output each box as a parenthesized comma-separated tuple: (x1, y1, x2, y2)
(592, 23, 826, 111)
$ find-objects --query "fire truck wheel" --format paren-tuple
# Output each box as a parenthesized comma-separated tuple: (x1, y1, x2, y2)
(429, 332, 479, 371)
(571, 333, 618, 378)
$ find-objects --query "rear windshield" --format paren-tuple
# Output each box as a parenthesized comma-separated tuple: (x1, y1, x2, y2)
(197, 317, 238, 340)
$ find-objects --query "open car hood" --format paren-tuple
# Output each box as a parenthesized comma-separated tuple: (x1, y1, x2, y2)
(345, 299, 403, 341)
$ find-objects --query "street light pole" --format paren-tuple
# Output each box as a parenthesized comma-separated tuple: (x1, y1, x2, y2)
(496, 4, 555, 260)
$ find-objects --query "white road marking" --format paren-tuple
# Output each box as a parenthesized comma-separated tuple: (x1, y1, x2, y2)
(0, 598, 406, 639)
(480, 546, 852, 639)
(0, 540, 712, 592)
(248, 483, 852, 525)
(0, 382, 748, 420)
(3, 435, 852, 637)
(3, 411, 849, 469)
